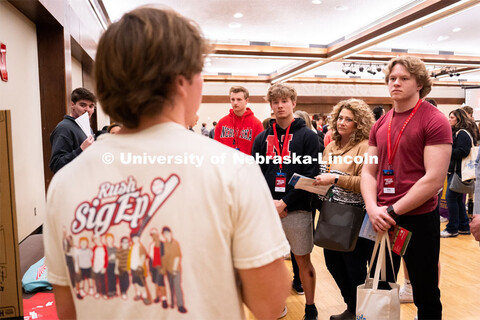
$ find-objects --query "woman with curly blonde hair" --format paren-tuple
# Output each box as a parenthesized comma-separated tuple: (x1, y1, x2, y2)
(313, 98, 374, 320)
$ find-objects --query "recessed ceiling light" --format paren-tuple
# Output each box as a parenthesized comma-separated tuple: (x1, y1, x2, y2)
(312, 0, 322, 4)
(228, 22, 241, 28)
(233, 12, 243, 18)
(335, 5, 348, 10)
(437, 35, 449, 41)
(452, 27, 462, 32)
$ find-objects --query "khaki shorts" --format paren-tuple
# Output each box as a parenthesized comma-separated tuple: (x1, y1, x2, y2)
(281, 210, 314, 256)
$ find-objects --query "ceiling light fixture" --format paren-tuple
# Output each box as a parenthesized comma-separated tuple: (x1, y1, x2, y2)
(233, 12, 243, 18)
(342, 63, 384, 76)
(312, 0, 322, 4)
(437, 35, 449, 41)
(335, 5, 348, 11)
(342, 63, 358, 75)
(452, 27, 462, 32)
(367, 65, 376, 75)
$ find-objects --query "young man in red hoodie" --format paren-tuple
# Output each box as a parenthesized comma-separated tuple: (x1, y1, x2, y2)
(214, 86, 264, 154)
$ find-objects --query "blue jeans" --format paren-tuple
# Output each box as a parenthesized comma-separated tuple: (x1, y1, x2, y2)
(446, 173, 470, 233)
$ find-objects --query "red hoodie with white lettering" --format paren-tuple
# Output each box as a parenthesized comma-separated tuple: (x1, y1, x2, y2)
(214, 108, 264, 155)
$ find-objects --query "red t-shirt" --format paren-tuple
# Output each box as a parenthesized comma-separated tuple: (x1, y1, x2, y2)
(369, 100, 452, 215)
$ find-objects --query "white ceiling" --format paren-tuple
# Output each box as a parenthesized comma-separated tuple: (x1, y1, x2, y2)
(101, 0, 480, 82)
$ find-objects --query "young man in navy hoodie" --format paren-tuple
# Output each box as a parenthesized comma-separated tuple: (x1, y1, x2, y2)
(214, 86, 264, 154)
(49, 88, 96, 173)
(252, 83, 320, 320)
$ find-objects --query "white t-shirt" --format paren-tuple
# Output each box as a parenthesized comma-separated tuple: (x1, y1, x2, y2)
(44, 122, 289, 320)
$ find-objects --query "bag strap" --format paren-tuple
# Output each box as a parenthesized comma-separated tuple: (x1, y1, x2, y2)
(457, 129, 474, 148)
(454, 129, 475, 173)
(367, 232, 397, 290)
(384, 229, 397, 283)
(366, 232, 382, 278)
(372, 233, 386, 290)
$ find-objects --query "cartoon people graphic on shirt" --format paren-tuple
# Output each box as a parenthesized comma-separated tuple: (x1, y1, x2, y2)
(105, 233, 117, 298)
(76, 237, 94, 297)
(92, 235, 108, 299)
(162, 227, 187, 313)
(63, 229, 81, 299)
(148, 228, 168, 308)
(129, 232, 152, 305)
(63, 175, 184, 305)
(115, 236, 130, 300)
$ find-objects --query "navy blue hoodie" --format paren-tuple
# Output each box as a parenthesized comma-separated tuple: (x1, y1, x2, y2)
(49, 115, 88, 173)
(252, 118, 320, 212)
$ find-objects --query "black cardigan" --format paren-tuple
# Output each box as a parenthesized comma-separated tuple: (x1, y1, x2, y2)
(448, 129, 473, 177)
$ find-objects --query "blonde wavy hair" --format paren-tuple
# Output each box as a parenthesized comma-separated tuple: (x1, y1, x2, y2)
(383, 56, 432, 99)
(329, 99, 375, 147)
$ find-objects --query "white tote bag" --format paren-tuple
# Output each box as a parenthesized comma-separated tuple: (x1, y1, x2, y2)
(459, 129, 479, 181)
(356, 232, 400, 320)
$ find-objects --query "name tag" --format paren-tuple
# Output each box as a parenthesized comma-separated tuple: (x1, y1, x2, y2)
(275, 172, 286, 192)
(383, 175, 395, 194)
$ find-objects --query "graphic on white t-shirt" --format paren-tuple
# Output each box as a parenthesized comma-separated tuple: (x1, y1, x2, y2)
(62, 174, 187, 313)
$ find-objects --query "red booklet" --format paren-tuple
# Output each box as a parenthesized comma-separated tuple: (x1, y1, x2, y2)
(388, 225, 412, 256)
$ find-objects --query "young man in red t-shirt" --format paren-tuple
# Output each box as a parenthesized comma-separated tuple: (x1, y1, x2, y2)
(214, 86, 264, 154)
(361, 56, 452, 319)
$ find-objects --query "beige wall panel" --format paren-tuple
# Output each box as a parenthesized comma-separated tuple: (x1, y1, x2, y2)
(201, 82, 464, 125)
(96, 104, 110, 131)
(0, 2, 46, 240)
(71, 57, 83, 91)
(202, 82, 270, 96)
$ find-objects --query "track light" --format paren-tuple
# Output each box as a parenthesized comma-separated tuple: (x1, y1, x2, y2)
(341, 63, 384, 76)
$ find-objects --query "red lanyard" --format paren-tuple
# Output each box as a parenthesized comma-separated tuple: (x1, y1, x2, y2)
(272, 121, 293, 171)
(387, 99, 422, 165)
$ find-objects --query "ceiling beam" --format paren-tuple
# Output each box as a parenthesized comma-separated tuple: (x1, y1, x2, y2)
(212, 44, 327, 59)
(270, 0, 480, 83)
(211, 45, 480, 67)
(202, 75, 479, 87)
(327, 0, 460, 57)
(202, 75, 270, 83)
(350, 51, 480, 66)
(201, 95, 464, 105)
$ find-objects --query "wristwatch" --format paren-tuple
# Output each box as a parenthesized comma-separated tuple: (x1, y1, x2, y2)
(334, 174, 339, 184)
(387, 205, 399, 219)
